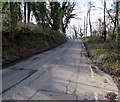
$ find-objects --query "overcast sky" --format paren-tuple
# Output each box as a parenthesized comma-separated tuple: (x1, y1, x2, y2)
(67, 0, 114, 37)
(27, 0, 114, 37)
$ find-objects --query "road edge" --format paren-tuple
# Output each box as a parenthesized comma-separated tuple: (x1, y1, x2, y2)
(82, 41, 120, 90)
(2, 40, 68, 69)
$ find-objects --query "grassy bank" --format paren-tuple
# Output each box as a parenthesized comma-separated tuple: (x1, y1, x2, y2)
(2, 22, 67, 65)
(83, 36, 120, 88)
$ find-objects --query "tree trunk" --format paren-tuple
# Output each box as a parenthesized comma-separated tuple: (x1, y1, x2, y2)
(84, 16, 86, 39)
(89, 11, 92, 36)
(103, 0, 106, 41)
(24, 2, 26, 23)
(9, 2, 17, 40)
(62, 27, 66, 33)
(10, 2, 17, 29)
(112, 17, 116, 40)
(17, 3, 22, 21)
(116, 0, 119, 42)
(27, 2, 31, 23)
(86, 12, 89, 37)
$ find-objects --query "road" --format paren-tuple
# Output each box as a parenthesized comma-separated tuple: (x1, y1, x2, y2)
(1, 39, 118, 100)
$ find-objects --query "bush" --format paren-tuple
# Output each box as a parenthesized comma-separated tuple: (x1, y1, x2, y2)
(84, 36, 120, 76)
(2, 22, 67, 63)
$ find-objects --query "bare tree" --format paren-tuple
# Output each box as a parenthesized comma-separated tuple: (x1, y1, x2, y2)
(88, 0, 93, 36)
(103, 0, 106, 41)
(71, 25, 78, 39)
(86, 12, 89, 37)
(115, 0, 119, 42)
(98, 18, 102, 36)
(84, 16, 86, 38)
(24, 2, 26, 23)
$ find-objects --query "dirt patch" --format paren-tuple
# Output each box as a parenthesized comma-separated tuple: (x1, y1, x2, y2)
(105, 92, 118, 101)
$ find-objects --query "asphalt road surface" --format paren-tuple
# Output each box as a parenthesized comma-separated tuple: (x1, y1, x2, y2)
(1, 39, 119, 100)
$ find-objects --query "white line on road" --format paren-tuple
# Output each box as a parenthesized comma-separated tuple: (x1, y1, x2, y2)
(94, 92, 98, 101)
(90, 66, 94, 78)
(81, 43, 85, 49)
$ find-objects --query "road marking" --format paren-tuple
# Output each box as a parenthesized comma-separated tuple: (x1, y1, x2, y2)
(90, 66, 94, 78)
(81, 43, 85, 49)
(94, 93, 98, 101)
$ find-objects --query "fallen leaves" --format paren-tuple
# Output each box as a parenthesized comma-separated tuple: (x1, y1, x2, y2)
(104, 79, 108, 83)
(105, 92, 117, 101)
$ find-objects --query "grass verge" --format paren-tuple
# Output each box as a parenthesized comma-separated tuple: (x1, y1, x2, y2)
(83, 36, 120, 89)
(2, 22, 67, 67)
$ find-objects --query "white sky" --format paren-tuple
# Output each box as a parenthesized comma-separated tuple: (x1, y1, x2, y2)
(67, 0, 114, 37)
(28, 0, 115, 37)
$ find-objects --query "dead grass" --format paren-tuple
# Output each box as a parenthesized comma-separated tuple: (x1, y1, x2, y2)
(83, 36, 120, 89)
